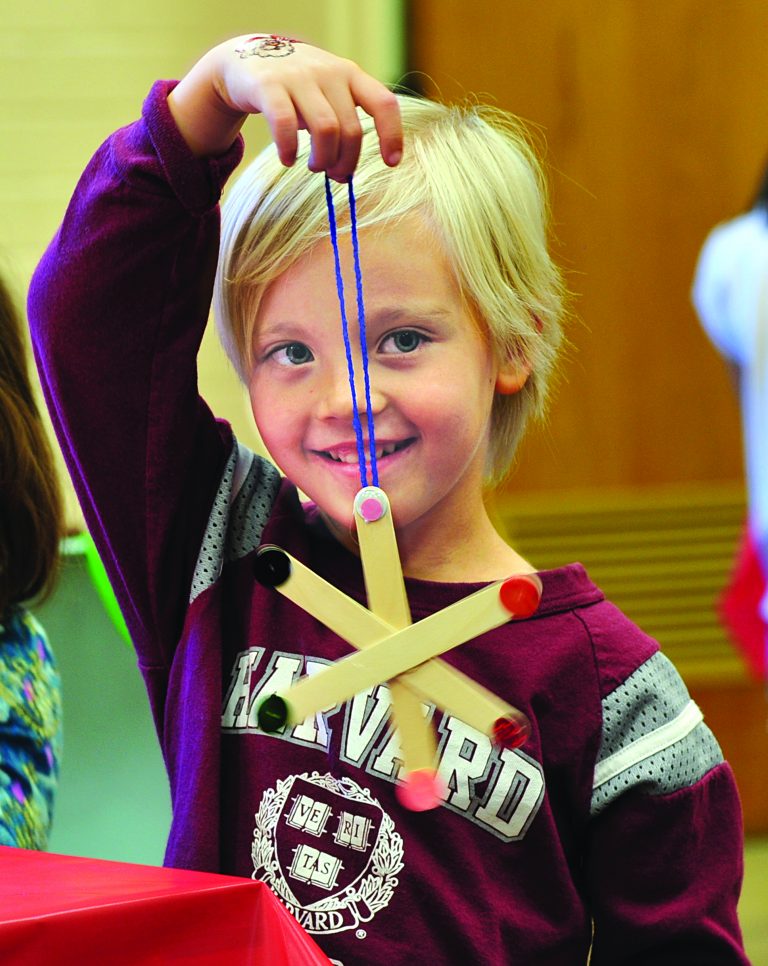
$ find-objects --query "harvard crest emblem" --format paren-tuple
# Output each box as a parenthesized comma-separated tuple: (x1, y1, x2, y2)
(252, 772, 404, 935)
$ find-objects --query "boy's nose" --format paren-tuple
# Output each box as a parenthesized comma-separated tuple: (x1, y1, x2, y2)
(315, 360, 385, 421)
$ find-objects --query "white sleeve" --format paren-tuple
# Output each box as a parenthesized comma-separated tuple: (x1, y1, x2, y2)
(691, 222, 745, 363)
(692, 211, 768, 367)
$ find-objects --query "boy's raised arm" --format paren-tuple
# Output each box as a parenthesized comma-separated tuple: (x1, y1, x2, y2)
(29, 37, 401, 670)
(167, 35, 403, 180)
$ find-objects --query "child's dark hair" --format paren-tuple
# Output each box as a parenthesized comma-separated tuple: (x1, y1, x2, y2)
(0, 273, 63, 617)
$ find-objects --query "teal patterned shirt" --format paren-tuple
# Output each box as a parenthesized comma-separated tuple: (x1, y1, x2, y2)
(0, 607, 62, 849)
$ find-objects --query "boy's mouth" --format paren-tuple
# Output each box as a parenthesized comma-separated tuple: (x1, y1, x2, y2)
(314, 438, 415, 464)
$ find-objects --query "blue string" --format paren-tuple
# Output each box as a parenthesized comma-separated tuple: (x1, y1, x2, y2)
(347, 180, 379, 487)
(324, 175, 378, 488)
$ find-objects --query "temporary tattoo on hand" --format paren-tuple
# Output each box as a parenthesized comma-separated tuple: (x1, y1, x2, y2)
(236, 35, 299, 59)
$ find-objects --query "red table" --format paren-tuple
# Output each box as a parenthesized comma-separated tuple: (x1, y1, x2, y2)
(0, 847, 332, 964)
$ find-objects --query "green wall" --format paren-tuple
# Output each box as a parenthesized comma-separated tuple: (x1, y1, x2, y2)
(33, 555, 171, 865)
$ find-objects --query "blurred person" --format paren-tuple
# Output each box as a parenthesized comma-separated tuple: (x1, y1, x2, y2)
(0, 271, 63, 848)
(693, 165, 768, 681)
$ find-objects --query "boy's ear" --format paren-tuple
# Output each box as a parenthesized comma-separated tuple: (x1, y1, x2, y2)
(495, 357, 531, 395)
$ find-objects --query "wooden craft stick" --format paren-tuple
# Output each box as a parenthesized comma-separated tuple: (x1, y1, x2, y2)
(284, 575, 539, 725)
(400, 660, 521, 740)
(353, 487, 411, 626)
(255, 545, 531, 740)
(257, 547, 386, 648)
(353, 488, 437, 778)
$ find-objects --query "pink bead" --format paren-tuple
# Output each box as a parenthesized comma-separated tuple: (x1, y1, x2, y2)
(359, 496, 385, 522)
(395, 769, 446, 812)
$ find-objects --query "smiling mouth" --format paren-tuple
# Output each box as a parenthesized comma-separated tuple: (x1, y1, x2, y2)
(317, 439, 415, 464)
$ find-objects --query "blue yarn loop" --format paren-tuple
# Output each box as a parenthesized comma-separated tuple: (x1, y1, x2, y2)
(324, 175, 379, 488)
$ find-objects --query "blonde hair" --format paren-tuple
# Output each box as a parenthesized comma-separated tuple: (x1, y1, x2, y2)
(214, 95, 565, 482)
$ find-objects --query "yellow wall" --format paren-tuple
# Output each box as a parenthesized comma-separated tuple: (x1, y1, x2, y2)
(0, 0, 404, 528)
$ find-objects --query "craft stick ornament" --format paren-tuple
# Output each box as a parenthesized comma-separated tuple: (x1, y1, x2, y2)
(266, 562, 540, 723)
(255, 175, 542, 811)
(254, 545, 537, 739)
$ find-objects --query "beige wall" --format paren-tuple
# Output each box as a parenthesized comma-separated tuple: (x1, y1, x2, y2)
(1, 0, 404, 529)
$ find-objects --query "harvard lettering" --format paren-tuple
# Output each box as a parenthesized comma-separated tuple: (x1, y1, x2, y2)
(224, 648, 544, 843)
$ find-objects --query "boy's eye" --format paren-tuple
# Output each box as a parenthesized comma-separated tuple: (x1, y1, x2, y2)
(271, 342, 314, 366)
(380, 329, 428, 354)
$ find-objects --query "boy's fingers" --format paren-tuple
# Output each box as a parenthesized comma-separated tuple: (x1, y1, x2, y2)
(237, 53, 401, 175)
(291, 87, 342, 173)
(320, 82, 364, 182)
(257, 84, 299, 166)
(350, 74, 403, 166)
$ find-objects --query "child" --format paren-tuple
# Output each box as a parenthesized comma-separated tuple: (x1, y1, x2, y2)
(0, 272, 63, 850)
(29, 35, 748, 964)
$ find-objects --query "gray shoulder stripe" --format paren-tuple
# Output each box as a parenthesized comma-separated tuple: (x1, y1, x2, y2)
(189, 442, 238, 604)
(593, 700, 703, 788)
(599, 652, 690, 760)
(590, 652, 724, 816)
(189, 439, 281, 604)
(225, 444, 282, 565)
(231, 440, 255, 502)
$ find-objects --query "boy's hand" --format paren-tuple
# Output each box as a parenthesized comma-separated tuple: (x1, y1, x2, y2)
(167, 35, 403, 181)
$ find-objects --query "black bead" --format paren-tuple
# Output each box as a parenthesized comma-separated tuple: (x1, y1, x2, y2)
(258, 693, 289, 733)
(254, 546, 291, 587)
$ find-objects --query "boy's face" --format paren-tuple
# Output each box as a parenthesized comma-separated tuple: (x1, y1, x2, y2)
(248, 214, 514, 548)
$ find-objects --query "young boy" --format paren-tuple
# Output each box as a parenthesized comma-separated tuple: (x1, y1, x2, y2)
(29, 35, 748, 964)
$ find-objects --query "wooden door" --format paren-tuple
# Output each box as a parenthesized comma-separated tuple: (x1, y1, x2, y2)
(408, 0, 768, 494)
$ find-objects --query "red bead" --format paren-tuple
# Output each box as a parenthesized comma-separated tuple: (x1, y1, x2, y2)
(493, 714, 531, 749)
(499, 575, 541, 617)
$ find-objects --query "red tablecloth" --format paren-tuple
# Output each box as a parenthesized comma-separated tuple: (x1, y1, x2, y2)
(0, 847, 332, 965)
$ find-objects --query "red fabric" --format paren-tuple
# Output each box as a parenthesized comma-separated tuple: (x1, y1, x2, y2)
(0, 847, 332, 965)
(719, 525, 768, 679)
